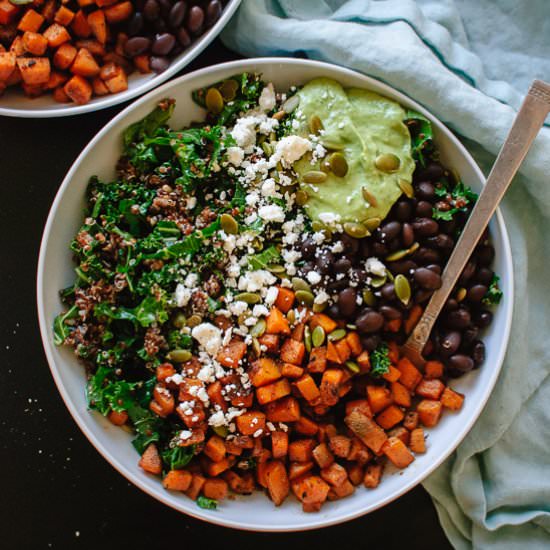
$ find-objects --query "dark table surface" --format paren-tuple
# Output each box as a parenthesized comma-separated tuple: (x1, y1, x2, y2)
(0, 40, 452, 550)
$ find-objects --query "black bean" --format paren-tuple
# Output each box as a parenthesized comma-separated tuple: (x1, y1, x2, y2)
(350, 268, 367, 284)
(326, 278, 349, 293)
(186, 5, 204, 34)
(476, 267, 494, 285)
(476, 244, 495, 266)
(124, 36, 152, 57)
(413, 247, 441, 265)
(341, 233, 360, 254)
(440, 331, 461, 356)
(169, 1, 187, 27)
(127, 12, 144, 36)
(143, 0, 160, 20)
(377, 221, 401, 242)
(417, 162, 444, 182)
(426, 264, 441, 274)
(380, 283, 396, 301)
(372, 242, 388, 257)
(443, 298, 459, 312)
(157, 0, 172, 19)
(394, 200, 412, 222)
(415, 289, 434, 303)
(413, 217, 439, 237)
(379, 305, 402, 320)
(416, 181, 435, 201)
(462, 326, 479, 347)
(472, 340, 485, 366)
(467, 284, 488, 303)
(338, 288, 357, 317)
(415, 201, 433, 218)
(154, 18, 168, 33)
(475, 310, 493, 328)
(402, 223, 414, 247)
(171, 44, 183, 57)
(150, 55, 170, 73)
(177, 26, 191, 47)
(152, 32, 176, 55)
(388, 260, 416, 275)
(334, 257, 352, 273)
(445, 308, 471, 329)
(458, 260, 476, 286)
(414, 267, 442, 290)
(356, 310, 385, 333)
(361, 335, 381, 352)
(439, 218, 457, 235)
(206, 0, 222, 26)
(299, 237, 316, 260)
(359, 239, 371, 258)
(327, 304, 341, 319)
(448, 354, 474, 373)
(386, 238, 401, 252)
(315, 249, 334, 275)
(426, 233, 454, 251)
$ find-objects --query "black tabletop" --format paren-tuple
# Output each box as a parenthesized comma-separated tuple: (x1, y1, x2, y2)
(0, 41, 452, 550)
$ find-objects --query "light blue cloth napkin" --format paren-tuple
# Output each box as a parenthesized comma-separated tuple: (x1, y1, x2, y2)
(222, 1, 550, 547)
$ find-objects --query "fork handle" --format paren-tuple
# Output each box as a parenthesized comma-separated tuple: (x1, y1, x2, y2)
(405, 80, 550, 356)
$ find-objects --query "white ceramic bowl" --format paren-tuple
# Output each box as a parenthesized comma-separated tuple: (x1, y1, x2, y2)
(37, 58, 513, 531)
(0, 0, 240, 118)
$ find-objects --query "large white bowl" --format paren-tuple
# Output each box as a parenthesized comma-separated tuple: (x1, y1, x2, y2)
(0, 0, 240, 118)
(37, 58, 513, 531)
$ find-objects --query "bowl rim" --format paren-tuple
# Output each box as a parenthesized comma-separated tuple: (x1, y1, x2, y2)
(0, 0, 241, 119)
(36, 57, 514, 531)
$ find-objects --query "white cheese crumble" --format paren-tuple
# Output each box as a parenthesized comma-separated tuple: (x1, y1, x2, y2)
(226, 146, 244, 166)
(365, 257, 386, 277)
(273, 135, 312, 167)
(306, 271, 322, 285)
(259, 83, 276, 112)
(175, 284, 192, 307)
(258, 204, 285, 223)
(191, 323, 222, 356)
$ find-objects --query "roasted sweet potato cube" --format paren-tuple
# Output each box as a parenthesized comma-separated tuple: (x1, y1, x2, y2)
(235, 411, 266, 436)
(138, 443, 162, 475)
(204, 435, 226, 463)
(264, 460, 289, 506)
(203, 478, 228, 500)
(334, 338, 352, 363)
(409, 428, 426, 453)
(345, 399, 373, 418)
(266, 307, 290, 335)
(224, 470, 254, 494)
(17, 8, 44, 32)
(151, 383, 175, 416)
(71, 47, 100, 77)
(347, 437, 371, 464)
(294, 415, 318, 436)
(346, 463, 364, 486)
(312, 442, 334, 469)
(202, 456, 233, 477)
(310, 313, 337, 333)
(326, 340, 341, 364)
(163, 469, 192, 491)
(291, 475, 330, 512)
(382, 437, 415, 468)
(258, 333, 279, 353)
(356, 350, 371, 372)
(0, 0, 20, 25)
(280, 338, 305, 365)
(0, 52, 16, 81)
(264, 396, 300, 422)
(320, 462, 348, 487)
(382, 365, 401, 383)
(345, 331, 362, 356)
(107, 409, 128, 426)
(391, 381, 412, 408)
(43, 23, 71, 48)
(424, 360, 444, 379)
(22, 31, 48, 55)
(366, 385, 393, 414)
(103, 1, 134, 24)
(54, 5, 75, 26)
(53, 85, 71, 102)
(307, 346, 327, 373)
(17, 57, 50, 85)
(103, 65, 128, 93)
(388, 426, 410, 446)
(294, 374, 320, 402)
(440, 387, 465, 411)
(403, 410, 419, 430)
(133, 53, 150, 73)
(417, 399, 442, 427)
(271, 431, 288, 458)
(416, 378, 445, 400)
(376, 404, 405, 430)
(53, 43, 77, 70)
(88, 9, 107, 44)
(320, 368, 344, 406)
(363, 463, 383, 488)
(248, 357, 281, 387)
(397, 357, 422, 391)
(329, 435, 351, 458)
(281, 363, 303, 379)
(72, 9, 92, 37)
(216, 338, 247, 368)
(256, 378, 291, 405)
(274, 286, 295, 313)
(289, 461, 314, 480)
(185, 473, 205, 500)
(345, 410, 388, 453)
(288, 439, 316, 463)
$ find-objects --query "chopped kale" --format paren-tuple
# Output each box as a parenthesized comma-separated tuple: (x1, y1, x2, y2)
(370, 343, 391, 378)
(482, 274, 503, 305)
(197, 496, 218, 510)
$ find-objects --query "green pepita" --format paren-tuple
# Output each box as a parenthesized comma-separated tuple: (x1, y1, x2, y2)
(328, 328, 346, 342)
(309, 115, 324, 134)
(295, 189, 309, 206)
(267, 263, 286, 274)
(205, 87, 224, 114)
(304, 325, 312, 353)
(292, 277, 312, 293)
(261, 141, 273, 157)
(186, 314, 202, 328)
(282, 94, 300, 114)
(362, 186, 378, 207)
(394, 274, 411, 305)
(345, 360, 360, 374)
(343, 222, 368, 239)
(303, 170, 327, 184)
(362, 288, 377, 307)
(311, 221, 326, 233)
(370, 275, 387, 288)
(456, 287, 467, 302)
(407, 242, 420, 254)
(172, 312, 186, 329)
(220, 213, 238, 235)
(166, 349, 192, 363)
(312, 302, 327, 313)
(252, 337, 262, 357)
(218, 79, 238, 101)
(234, 292, 261, 304)
(237, 311, 251, 325)
(364, 217, 382, 232)
(286, 309, 296, 325)
(398, 178, 415, 198)
(320, 140, 344, 151)
(312, 326, 326, 347)
(250, 319, 267, 338)
(320, 160, 332, 173)
(375, 153, 401, 172)
(295, 290, 314, 307)
(385, 249, 410, 262)
(212, 425, 229, 438)
(329, 152, 348, 177)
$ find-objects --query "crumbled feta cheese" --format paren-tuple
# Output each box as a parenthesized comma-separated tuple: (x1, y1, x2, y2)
(258, 204, 285, 223)
(259, 83, 276, 112)
(306, 271, 322, 285)
(228, 300, 248, 316)
(312, 231, 325, 245)
(365, 257, 386, 277)
(231, 116, 258, 149)
(261, 178, 277, 197)
(191, 323, 222, 356)
(331, 241, 344, 253)
(265, 286, 279, 305)
(318, 212, 341, 226)
(252, 304, 269, 318)
(314, 290, 330, 304)
(226, 146, 244, 166)
(175, 284, 192, 307)
(238, 270, 276, 292)
(186, 197, 197, 210)
(273, 135, 312, 166)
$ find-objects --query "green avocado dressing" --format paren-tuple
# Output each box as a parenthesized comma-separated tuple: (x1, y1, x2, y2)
(292, 78, 415, 228)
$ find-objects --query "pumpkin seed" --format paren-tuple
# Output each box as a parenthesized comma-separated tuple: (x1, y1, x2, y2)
(167, 349, 192, 363)
(309, 115, 324, 134)
(220, 213, 238, 235)
(375, 153, 401, 172)
(295, 290, 314, 307)
(286, 309, 296, 325)
(456, 287, 467, 302)
(312, 325, 326, 347)
(328, 328, 346, 342)
(362, 288, 377, 306)
(212, 425, 229, 438)
(362, 187, 378, 207)
(320, 160, 332, 173)
(364, 217, 381, 232)
(304, 325, 312, 353)
(394, 274, 411, 305)
(172, 312, 186, 328)
(186, 314, 202, 327)
(346, 324, 357, 330)
(398, 178, 415, 198)
(295, 190, 309, 206)
(218, 79, 238, 101)
(282, 94, 300, 113)
(312, 302, 327, 313)
(386, 270, 395, 282)
(303, 170, 327, 184)
(252, 337, 261, 357)
(385, 248, 410, 262)
(343, 222, 368, 239)
(272, 110, 286, 121)
(329, 152, 348, 177)
(292, 277, 312, 293)
(267, 263, 286, 274)
(250, 319, 267, 338)
(345, 360, 360, 374)
(234, 292, 261, 304)
(237, 311, 251, 325)
(321, 140, 344, 151)
(370, 275, 387, 288)
(261, 141, 273, 157)
(311, 221, 326, 233)
(407, 242, 420, 254)
(205, 87, 224, 114)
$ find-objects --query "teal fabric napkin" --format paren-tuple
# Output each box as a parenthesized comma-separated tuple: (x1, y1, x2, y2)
(222, 1, 550, 547)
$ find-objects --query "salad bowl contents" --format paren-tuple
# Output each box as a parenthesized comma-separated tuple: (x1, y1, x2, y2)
(39, 59, 512, 529)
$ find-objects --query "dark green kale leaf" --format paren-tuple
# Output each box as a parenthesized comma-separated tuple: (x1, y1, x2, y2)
(53, 305, 79, 346)
(405, 109, 434, 165)
(123, 99, 175, 151)
(482, 274, 503, 306)
(248, 245, 281, 270)
(196, 496, 218, 510)
(162, 444, 196, 470)
(432, 181, 478, 221)
(370, 343, 391, 378)
(94, 294, 169, 328)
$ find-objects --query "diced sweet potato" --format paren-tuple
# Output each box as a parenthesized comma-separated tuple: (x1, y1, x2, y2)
(22, 31, 48, 55)
(440, 387, 465, 411)
(104, 65, 128, 93)
(388, 425, 410, 446)
(248, 357, 281, 387)
(103, 1, 133, 23)
(53, 85, 70, 102)
(203, 478, 228, 500)
(356, 350, 371, 372)
(281, 363, 304, 379)
(345, 410, 388, 453)
(294, 374, 320, 402)
(391, 381, 412, 408)
(291, 322, 305, 342)
(258, 333, 279, 353)
(417, 399, 443, 427)
(376, 404, 405, 430)
(397, 357, 422, 391)
(326, 340, 341, 364)
(0, 0, 19, 25)
(424, 360, 444, 379)
(310, 313, 338, 334)
(163, 469, 192, 491)
(107, 409, 128, 426)
(256, 378, 291, 405)
(71, 47, 100, 77)
(274, 286, 294, 313)
(152, 384, 174, 416)
(265, 396, 300, 422)
(382, 437, 414, 468)
(185, 473, 206, 500)
(416, 378, 445, 400)
(382, 365, 401, 383)
(288, 439, 316, 463)
(307, 346, 327, 373)
(202, 456, 233, 477)
(0, 52, 16, 81)
(291, 475, 330, 512)
(328, 479, 355, 500)
(363, 463, 383, 489)
(320, 368, 344, 406)
(289, 461, 314, 480)
(329, 435, 351, 458)
(345, 399, 373, 418)
(346, 463, 364, 486)
(17, 57, 50, 85)
(10, 36, 25, 57)
(64, 74, 92, 104)
(216, 338, 247, 368)
(345, 331, 362, 356)
(72, 10, 92, 37)
(312, 442, 334, 469)
(18, 8, 44, 32)
(271, 431, 288, 458)
(280, 338, 305, 365)
(88, 9, 107, 44)
(266, 307, 290, 335)
(133, 53, 150, 74)
(235, 411, 266, 436)
(53, 43, 78, 70)
(294, 415, 318, 436)
(54, 5, 75, 26)
(409, 428, 426, 453)
(204, 435, 226, 463)
(138, 443, 162, 475)
(403, 410, 419, 430)
(41, 0, 57, 22)
(347, 437, 371, 464)
(264, 460, 289, 506)
(224, 471, 255, 494)
(320, 462, 347, 487)
(334, 338, 352, 363)
(43, 23, 71, 48)
(388, 341, 400, 364)
(367, 385, 393, 414)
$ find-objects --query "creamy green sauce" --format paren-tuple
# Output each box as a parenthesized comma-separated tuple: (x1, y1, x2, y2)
(292, 78, 415, 228)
